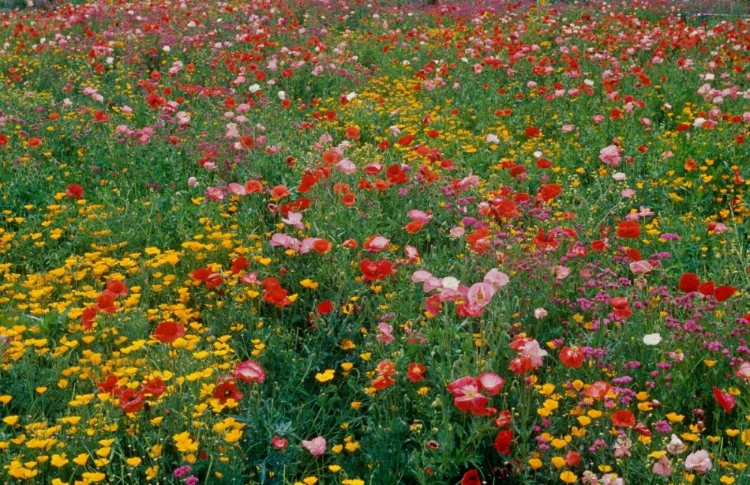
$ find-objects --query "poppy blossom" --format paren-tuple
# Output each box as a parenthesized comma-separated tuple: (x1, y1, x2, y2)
(612, 410, 636, 428)
(461, 470, 481, 485)
(153, 321, 185, 343)
(714, 285, 736, 302)
(584, 381, 611, 400)
(712, 387, 735, 413)
(66, 184, 84, 199)
(119, 388, 145, 414)
(317, 300, 334, 315)
(234, 360, 265, 383)
(359, 258, 396, 282)
(678, 273, 700, 292)
(559, 346, 585, 368)
(494, 429, 514, 455)
(616, 221, 641, 238)
(406, 363, 426, 383)
(213, 379, 243, 404)
(397, 134, 414, 146)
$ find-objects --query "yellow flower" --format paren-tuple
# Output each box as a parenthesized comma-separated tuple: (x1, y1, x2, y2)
(302, 477, 318, 485)
(0, 395, 12, 404)
(720, 477, 735, 484)
(528, 458, 543, 470)
(72, 453, 89, 466)
(666, 413, 685, 423)
(315, 369, 335, 383)
(551, 456, 565, 468)
(3, 415, 19, 426)
(51, 454, 69, 468)
(329, 465, 342, 473)
(559, 471, 577, 483)
(146, 466, 159, 481)
(342, 480, 365, 485)
(126, 457, 142, 467)
(173, 432, 199, 453)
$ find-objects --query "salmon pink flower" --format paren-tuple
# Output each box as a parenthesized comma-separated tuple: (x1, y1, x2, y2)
(301, 436, 326, 456)
(272, 436, 288, 450)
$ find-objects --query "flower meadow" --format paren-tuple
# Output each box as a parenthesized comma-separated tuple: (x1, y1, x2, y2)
(0, 0, 749, 483)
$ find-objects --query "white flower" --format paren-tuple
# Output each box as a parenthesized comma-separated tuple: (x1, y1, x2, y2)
(643, 333, 662, 345)
(248, 84, 260, 93)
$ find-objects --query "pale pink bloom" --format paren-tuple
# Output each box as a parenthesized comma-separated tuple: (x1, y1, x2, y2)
(684, 450, 711, 473)
(441, 277, 460, 291)
(336, 158, 357, 174)
(629, 260, 653, 274)
(203, 162, 217, 170)
(561, 124, 575, 132)
(599, 145, 621, 166)
(709, 222, 728, 234)
(483, 269, 509, 290)
(411, 270, 433, 284)
(521, 340, 547, 368)
(478, 372, 504, 395)
(486, 134, 500, 144)
(364, 236, 390, 253)
(601, 474, 624, 485)
(404, 245, 419, 263)
(652, 455, 671, 476)
(467, 282, 495, 309)
(376, 322, 395, 345)
(205, 187, 224, 201)
(450, 227, 465, 238)
(621, 188, 636, 198)
(225, 123, 240, 139)
(612, 172, 626, 181)
(534, 308, 547, 319)
(187, 177, 199, 188)
(281, 212, 304, 230)
(667, 435, 686, 455)
(592, 114, 605, 123)
(735, 361, 750, 383)
(227, 183, 246, 196)
(407, 210, 433, 224)
(552, 266, 570, 280)
(301, 437, 327, 456)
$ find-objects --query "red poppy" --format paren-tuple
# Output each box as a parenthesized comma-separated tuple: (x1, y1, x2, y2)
(106, 280, 128, 296)
(616, 221, 641, 238)
(27, 137, 41, 148)
(405, 220, 424, 233)
(234, 360, 265, 384)
(0, 134, 7, 146)
(244, 180, 263, 193)
(559, 346, 585, 368)
(678, 273, 700, 292)
(583, 381, 611, 400)
(610, 297, 632, 319)
(142, 377, 166, 398)
(341, 192, 356, 207)
(591, 239, 609, 252)
(494, 410, 512, 428)
(97, 375, 121, 396)
(533, 228, 560, 251)
(371, 374, 395, 390)
(66, 184, 84, 199)
(81, 306, 98, 330)
(492, 199, 517, 218)
(269, 185, 290, 200)
(359, 258, 396, 283)
(153, 321, 185, 343)
(239, 135, 254, 149)
(712, 387, 735, 414)
(406, 363, 426, 383)
(317, 300, 334, 315)
(461, 470, 481, 485)
(714, 285, 736, 302)
(536, 157, 552, 169)
(96, 292, 117, 315)
(494, 429, 514, 455)
(397, 134, 414, 146)
(612, 410, 636, 428)
(565, 450, 582, 467)
(231, 257, 249, 274)
(214, 379, 243, 404)
(537, 184, 562, 202)
(625, 248, 642, 261)
(119, 388, 145, 414)
(312, 239, 333, 254)
(524, 126, 541, 137)
(190, 268, 212, 282)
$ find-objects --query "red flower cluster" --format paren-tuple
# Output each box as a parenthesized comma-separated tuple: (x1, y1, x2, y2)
(359, 258, 396, 283)
(81, 279, 129, 330)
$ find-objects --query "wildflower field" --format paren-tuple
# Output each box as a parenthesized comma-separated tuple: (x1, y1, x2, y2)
(1, 0, 749, 483)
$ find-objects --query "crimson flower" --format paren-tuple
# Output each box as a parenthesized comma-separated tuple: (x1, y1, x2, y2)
(678, 273, 700, 292)
(612, 410, 636, 428)
(153, 321, 185, 343)
(461, 470, 481, 485)
(494, 429, 514, 455)
(616, 220, 641, 238)
(559, 346, 585, 368)
(712, 387, 735, 414)
(214, 379, 243, 404)
(119, 388, 145, 414)
(359, 258, 396, 283)
(714, 285, 736, 302)
(65, 184, 84, 199)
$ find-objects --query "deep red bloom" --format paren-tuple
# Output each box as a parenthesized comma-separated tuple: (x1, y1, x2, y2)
(153, 321, 185, 343)
(494, 429, 514, 455)
(66, 184, 84, 199)
(190, 268, 212, 281)
(533, 228, 559, 251)
(612, 410, 636, 428)
(610, 297, 632, 319)
(714, 285, 736, 302)
(230, 257, 249, 274)
(119, 388, 145, 413)
(713, 387, 735, 413)
(317, 300, 334, 315)
(461, 470, 481, 485)
(397, 134, 414, 146)
(565, 450, 582, 467)
(141, 377, 166, 398)
(538, 184, 562, 202)
(106, 280, 128, 296)
(698, 281, 715, 296)
(559, 346, 585, 368)
(678, 273, 700, 292)
(359, 258, 396, 283)
(81, 306, 98, 330)
(616, 220, 641, 238)
(524, 126, 541, 137)
(214, 379, 243, 404)
(97, 375, 121, 396)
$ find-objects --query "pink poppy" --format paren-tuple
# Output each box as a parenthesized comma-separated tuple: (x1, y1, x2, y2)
(301, 436, 327, 456)
(684, 450, 712, 473)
